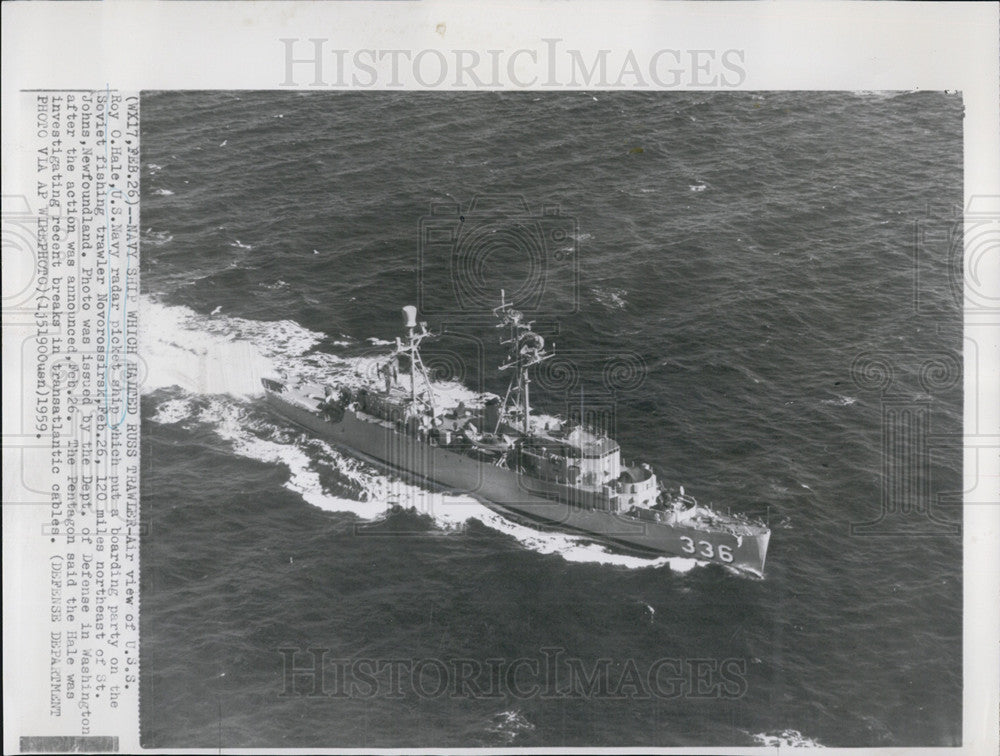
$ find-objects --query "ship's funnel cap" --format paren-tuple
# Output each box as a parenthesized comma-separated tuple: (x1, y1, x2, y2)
(402, 305, 418, 329)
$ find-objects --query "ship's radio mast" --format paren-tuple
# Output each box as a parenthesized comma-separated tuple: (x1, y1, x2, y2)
(494, 290, 551, 435)
(395, 305, 437, 418)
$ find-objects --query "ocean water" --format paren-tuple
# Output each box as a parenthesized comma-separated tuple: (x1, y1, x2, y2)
(139, 91, 963, 748)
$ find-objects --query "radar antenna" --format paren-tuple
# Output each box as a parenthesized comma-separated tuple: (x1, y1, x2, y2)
(494, 290, 552, 435)
(392, 305, 437, 418)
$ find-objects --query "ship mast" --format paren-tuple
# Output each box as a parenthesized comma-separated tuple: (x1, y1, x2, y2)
(494, 290, 551, 435)
(394, 305, 437, 418)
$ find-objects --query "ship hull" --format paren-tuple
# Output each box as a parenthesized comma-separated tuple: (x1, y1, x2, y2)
(265, 389, 769, 576)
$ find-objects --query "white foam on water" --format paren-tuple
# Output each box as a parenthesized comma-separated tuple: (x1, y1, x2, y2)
(592, 286, 628, 310)
(149, 397, 195, 425)
(488, 709, 535, 744)
(140, 298, 278, 397)
(752, 729, 824, 748)
(288, 438, 688, 571)
(408, 489, 696, 572)
(139, 297, 709, 572)
(821, 394, 857, 407)
(197, 396, 393, 521)
(153, 188, 174, 196)
(142, 230, 174, 246)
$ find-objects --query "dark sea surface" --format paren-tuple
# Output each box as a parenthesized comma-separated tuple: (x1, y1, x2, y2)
(139, 91, 963, 748)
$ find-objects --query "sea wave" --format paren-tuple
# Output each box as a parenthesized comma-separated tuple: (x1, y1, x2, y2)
(487, 710, 535, 744)
(591, 286, 628, 310)
(149, 397, 195, 425)
(139, 297, 280, 397)
(752, 729, 824, 747)
(142, 229, 174, 247)
(821, 394, 857, 407)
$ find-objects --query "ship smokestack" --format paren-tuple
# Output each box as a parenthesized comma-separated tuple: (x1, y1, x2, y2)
(402, 305, 418, 329)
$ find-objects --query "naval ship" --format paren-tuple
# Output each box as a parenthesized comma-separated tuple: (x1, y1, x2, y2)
(262, 294, 770, 576)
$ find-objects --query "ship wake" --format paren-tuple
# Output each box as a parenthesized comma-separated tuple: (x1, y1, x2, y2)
(141, 296, 705, 573)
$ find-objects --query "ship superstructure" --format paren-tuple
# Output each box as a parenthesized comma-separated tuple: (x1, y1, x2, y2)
(262, 294, 770, 575)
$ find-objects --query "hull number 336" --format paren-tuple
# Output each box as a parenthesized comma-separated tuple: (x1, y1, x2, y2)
(680, 536, 734, 562)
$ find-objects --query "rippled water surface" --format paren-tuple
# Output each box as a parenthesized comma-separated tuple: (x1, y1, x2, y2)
(139, 91, 963, 748)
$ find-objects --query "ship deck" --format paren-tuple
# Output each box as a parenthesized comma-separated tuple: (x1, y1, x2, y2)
(269, 380, 768, 540)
